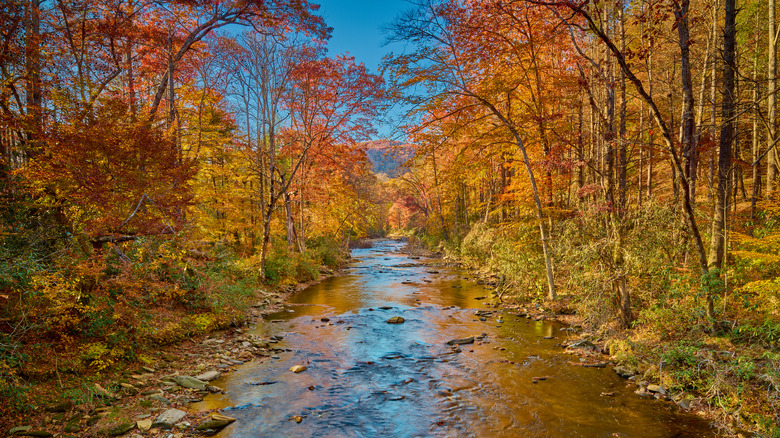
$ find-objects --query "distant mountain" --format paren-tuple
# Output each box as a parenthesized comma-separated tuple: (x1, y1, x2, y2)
(360, 140, 413, 177)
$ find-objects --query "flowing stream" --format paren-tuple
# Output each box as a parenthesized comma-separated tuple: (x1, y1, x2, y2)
(191, 239, 713, 437)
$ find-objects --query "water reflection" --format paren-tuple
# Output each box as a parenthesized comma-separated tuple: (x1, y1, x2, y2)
(191, 240, 713, 437)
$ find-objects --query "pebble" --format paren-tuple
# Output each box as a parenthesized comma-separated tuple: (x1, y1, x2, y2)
(289, 365, 307, 373)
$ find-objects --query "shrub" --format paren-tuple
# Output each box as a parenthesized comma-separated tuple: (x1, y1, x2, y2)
(81, 342, 124, 371)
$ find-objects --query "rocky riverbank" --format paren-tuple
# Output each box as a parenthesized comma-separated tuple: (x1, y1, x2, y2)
(4, 271, 340, 438)
(399, 240, 748, 437)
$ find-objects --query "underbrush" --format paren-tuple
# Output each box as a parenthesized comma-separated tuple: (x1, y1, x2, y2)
(0, 227, 346, 413)
(404, 199, 780, 436)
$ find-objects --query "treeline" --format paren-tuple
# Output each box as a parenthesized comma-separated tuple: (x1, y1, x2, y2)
(385, 0, 780, 433)
(0, 0, 387, 407)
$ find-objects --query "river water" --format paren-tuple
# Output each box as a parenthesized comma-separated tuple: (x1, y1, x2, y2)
(192, 239, 714, 437)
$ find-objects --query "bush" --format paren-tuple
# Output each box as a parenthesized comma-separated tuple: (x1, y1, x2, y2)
(460, 221, 546, 299)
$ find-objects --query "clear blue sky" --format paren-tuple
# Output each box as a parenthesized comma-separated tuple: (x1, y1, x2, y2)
(319, 0, 408, 74)
(318, 0, 409, 140)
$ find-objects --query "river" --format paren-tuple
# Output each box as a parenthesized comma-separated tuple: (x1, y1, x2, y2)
(191, 239, 713, 437)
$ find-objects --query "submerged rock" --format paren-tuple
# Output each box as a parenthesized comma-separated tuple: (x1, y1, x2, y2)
(446, 337, 475, 345)
(289, 365, 307, 373)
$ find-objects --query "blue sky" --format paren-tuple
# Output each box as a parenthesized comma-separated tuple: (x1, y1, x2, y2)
(318, 0, 409, 139)
(318, 0, 407, 74)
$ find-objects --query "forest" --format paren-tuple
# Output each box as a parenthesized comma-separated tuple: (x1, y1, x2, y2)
(1, 0, 780, 436)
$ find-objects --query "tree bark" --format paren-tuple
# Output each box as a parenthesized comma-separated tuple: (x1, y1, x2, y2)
(768, 0, 778, 195)
(706, 0, 736, 324)
(674, 0, 697, 203)
(24, 0, 42, 154)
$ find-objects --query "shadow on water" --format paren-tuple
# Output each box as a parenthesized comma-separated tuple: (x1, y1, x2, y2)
(191, 240, 715, 437)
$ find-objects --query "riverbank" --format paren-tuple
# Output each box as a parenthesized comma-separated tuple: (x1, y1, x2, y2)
(399, 237, 755, 438)
(1, 265, 344, 438)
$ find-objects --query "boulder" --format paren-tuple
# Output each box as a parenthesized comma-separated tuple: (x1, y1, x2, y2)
(152, 409, 187, 430)
(646, 384, 667, 395)
(195, 414, 236, 431)
(289, 365, 307, 373)
(194, 370, 221, 382)
(136, 419, 152, 432)
(107, 421, 135, 436)
(567, 340, 596, 350)
(174, 375, 207, 390)
(147, 394, 170, 405)
(386, 316, 405, 324)
(613, 366, 635, 378)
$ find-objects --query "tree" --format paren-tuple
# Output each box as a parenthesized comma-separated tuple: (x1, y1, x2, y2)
(221, 34, 383, 274)
(385, 0, 581, 300)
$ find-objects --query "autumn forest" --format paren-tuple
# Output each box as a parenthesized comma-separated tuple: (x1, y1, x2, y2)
(2, 0, 780, 436)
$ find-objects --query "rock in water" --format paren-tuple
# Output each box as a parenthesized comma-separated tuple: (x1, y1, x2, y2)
(212, 414, 237, 423)
(635, 388, 653, 397)
(446, 337, 475, 345)
(174, 375, 207, 390)
(194, 370, 221, 382)
(289, 365, 307, 373)
(153, 409, 187, 430)
(195, 414, 237, 431)
(386, 316, 405, 324)
(613, 366, 635, 378)
(646, 384, 667, 395)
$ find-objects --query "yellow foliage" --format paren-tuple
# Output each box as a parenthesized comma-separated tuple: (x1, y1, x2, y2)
(81, 342, 124, 371)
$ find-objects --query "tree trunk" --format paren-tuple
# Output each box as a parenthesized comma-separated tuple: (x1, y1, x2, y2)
(24, 0, 42, 154)
(675, 0, 697, 203)
(707, 0, 737, 324)
(768, 0, 778, 195)
(284, 190, 297, 251)
(260, 211, 272, 276)
(752, 32, 762, 220)
(647, 53, 655, 199)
